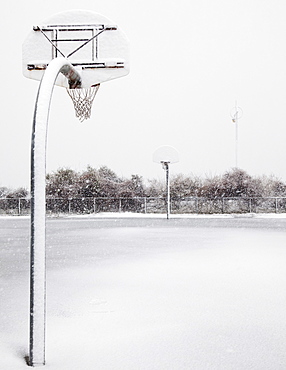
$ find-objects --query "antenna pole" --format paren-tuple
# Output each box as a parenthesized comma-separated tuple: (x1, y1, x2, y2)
(235, 101, 238, 168)
(231, 101, 243, 168)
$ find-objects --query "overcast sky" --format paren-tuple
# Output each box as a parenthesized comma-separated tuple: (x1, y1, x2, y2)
(2, 0, 286, 188)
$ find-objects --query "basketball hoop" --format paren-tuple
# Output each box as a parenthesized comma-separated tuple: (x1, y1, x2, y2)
(66, 84, 100, 122)
(23, 10, 130, 366)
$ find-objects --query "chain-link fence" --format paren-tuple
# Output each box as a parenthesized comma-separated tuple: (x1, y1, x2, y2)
(1, 197, 286, 215)
(0, 198, 31, 215)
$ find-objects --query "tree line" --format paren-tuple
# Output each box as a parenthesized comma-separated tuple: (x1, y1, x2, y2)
(1, 166, 286, 200)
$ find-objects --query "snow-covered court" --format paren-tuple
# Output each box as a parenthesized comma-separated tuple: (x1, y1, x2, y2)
(1, 214, 286, 369)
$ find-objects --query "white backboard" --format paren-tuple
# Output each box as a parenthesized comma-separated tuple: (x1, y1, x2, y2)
(153, 146, 179, 164)
(22, 10, 130, 88)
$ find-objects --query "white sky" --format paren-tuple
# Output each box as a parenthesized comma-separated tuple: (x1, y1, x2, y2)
(2, 0, 286, 188)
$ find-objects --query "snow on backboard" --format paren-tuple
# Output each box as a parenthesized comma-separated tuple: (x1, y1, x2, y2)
(22, 10, 130, 88)
(153, 146, 180, 164)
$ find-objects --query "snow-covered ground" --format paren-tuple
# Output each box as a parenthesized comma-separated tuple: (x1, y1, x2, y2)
(1, 215, 286, 369)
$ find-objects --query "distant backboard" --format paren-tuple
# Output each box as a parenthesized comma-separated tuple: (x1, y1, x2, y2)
(153, 146, 179, 164)
(22, 10, 130, 88)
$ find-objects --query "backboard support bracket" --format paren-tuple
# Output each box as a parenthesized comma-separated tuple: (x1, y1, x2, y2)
(27, 61, 125, 71)
(32, 24, 118, 60)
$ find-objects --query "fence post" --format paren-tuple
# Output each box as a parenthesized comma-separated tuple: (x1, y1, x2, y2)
(221, 198, 224, 214)
(249, 198, 252, 213)
(275, 197, 278, 213)
(119, 198, 122, 213)
(18, 198, 21, 215)
(144, 197, 147, 214)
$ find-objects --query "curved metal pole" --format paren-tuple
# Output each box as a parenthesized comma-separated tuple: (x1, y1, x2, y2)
(29, 58, 81, 367)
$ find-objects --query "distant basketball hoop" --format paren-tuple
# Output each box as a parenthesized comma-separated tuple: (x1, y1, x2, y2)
(153, 145, 180, 165)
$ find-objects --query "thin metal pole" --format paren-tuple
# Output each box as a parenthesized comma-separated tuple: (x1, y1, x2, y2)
(29, 58, 81, 367)
(235, 109, 238, 168)
(165, 162, 170, 219)
(231, 101, 242, 169)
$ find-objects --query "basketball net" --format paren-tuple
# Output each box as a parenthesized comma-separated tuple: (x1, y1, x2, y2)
(66, 84, 100, 122)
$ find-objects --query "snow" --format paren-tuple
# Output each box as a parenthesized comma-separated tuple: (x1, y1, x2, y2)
(1, 215, 286, 369)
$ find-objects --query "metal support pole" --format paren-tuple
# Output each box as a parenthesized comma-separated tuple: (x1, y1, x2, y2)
(164, 162, 170, 219)
(29, 58, 81, 367)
